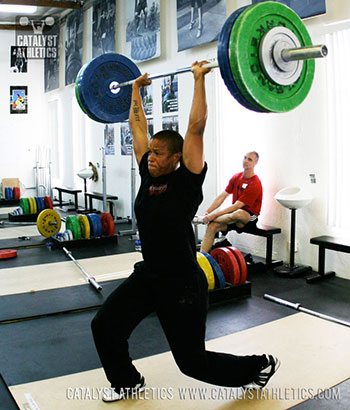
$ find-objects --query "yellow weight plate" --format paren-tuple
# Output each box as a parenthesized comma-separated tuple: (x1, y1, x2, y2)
(31, 197, 37, 214)
(28, 197, 34, 214)
(196, 252, 215, 291)
(78, 214, 90, 239)
(37, 209, 61, 237)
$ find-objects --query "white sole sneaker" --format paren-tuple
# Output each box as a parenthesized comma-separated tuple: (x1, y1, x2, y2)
(102, 375, 146, 402)
(243, 355, 280, 389)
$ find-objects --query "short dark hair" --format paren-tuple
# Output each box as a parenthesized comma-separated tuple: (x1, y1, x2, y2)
(250, 151, 259, 161)
(151, 130, 183, 154)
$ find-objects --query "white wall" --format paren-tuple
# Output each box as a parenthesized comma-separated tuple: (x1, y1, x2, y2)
(0, 30, 46, 194)
(2, 0, 350, 279)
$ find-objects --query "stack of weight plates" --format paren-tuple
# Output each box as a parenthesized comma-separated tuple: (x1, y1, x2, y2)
(196, 251, 227, 291)
(4, 187, 21, 200)
(219, 1, 314, 112)
(210, 246, 247, 285)
(16, 196, 53, 215)
(53, 212, 115, 242)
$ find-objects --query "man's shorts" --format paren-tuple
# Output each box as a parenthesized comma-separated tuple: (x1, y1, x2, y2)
(223, 212, 258, 234)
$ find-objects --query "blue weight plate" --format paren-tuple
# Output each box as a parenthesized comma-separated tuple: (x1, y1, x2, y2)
(78, 53, 144, 123)
(217, 7, 268, 113)
(4, 188, 9, 200)
(35, 197, 42, 213)
(76, 64, 106, 124)
(39, 197, 45, 212)
(87, 213, 102, 238)
(7, 188, 13, 200)
(201, 252, 226, 288)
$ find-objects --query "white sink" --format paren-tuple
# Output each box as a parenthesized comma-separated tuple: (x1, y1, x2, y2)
(274, 187, 313, 209)
(77, 168, 93, 179)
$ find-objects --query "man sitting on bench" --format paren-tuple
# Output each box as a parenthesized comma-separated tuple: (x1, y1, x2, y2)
(194, 151, 262, 253)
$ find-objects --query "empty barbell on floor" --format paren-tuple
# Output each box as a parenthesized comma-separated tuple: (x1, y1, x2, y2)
(62, 247, 102, 292)
(76, 1, 328, 121)
(264, 294, 350, 328)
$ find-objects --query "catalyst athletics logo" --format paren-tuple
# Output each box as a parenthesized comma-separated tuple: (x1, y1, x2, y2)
(15, 15, 58, 59)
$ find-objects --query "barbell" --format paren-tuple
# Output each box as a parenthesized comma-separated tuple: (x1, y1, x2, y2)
(75, 1, 327, 121)
(264, 294, 350, 328)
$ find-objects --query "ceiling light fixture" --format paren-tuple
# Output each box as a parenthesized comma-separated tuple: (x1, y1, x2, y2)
(0, 5, 38, 14)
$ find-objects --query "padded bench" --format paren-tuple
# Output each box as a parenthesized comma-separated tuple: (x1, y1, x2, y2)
(53, 187, 82, 211)
(234, 224, 283, 268)
(84, 192, 118, 219)
(307, 235, 342, 283)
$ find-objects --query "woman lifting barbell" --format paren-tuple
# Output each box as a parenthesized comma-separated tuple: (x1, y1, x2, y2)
(91, 61, 280, 403)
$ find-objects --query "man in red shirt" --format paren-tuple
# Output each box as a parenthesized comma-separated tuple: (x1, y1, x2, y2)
(196, 151, 262, 253)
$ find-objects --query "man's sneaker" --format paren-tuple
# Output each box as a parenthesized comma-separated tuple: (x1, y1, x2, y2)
(211, 237, 232, 250)
(243, 355, 280, 390)
(102, 375, 146, 402)
(192, 215, 206, 225)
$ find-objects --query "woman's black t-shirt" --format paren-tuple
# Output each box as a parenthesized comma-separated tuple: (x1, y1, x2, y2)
(134, 152, 207, 277)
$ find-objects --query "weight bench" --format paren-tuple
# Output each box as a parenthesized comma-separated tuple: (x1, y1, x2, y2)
(53, 187, 82, 211)
(307, 235, 342, 283)
(233, 224, 283, 268)
(84, 192, 118, 219)
(194, 223, 283, 268)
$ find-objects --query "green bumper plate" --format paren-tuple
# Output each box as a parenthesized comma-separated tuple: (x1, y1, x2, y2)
(66, 215, 82, 240)
(229, 1, 315, 112)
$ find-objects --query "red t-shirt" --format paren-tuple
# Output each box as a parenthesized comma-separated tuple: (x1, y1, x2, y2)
(225, 172, 262, 216)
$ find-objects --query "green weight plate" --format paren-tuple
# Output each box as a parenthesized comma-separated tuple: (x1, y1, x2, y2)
(229, 1, 315, 112)
(19, 198, 30, 214)
(75, 65, 105, 124)
(65, 215, 82, 240)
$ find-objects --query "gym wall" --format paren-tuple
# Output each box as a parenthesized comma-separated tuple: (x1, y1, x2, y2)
(1, 0, 350, 279)
(0, 29, 47, 193)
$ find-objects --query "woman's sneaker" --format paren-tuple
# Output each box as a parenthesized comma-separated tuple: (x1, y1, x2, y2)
(243, 355, 280, 389)
(102, 375, 146, 402)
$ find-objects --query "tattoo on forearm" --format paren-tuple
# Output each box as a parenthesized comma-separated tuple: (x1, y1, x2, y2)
(132, 100, 140, 122)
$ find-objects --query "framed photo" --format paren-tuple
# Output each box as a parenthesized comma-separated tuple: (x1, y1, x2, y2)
(10, 46, 28, 73)
(125, 0, 161, 62)
(10, 86, 28, 114)
(251, 0, 326, 19)
(177, 0, 227, 51)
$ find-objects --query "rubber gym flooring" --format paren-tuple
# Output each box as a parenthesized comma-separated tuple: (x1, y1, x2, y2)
(0, 219, 349, 409)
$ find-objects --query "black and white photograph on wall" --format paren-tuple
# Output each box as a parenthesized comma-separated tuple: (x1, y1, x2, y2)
(125, 0, 161, 62)
(120, 122, 133, 156)
(65, 10, 83, 86)
(44, 23, 60, 92)
(10, 86, 28, 114)
(162, 75, 178, 114)
(177, 0, 226, 51)
(147, 118, 154, 137)
(162, 115, 179, 132)
(143, 84, 153, 116)
(10, 46, 28, 73)
(251, 0, 326, 18)
(92, 0, 116, 58)
(104, 125, 115, 155)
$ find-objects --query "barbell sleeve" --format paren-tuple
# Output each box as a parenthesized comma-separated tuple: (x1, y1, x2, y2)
(264, 294, 350, 328)
(281, 44, 328, 62)
(63, 247, 102, 292)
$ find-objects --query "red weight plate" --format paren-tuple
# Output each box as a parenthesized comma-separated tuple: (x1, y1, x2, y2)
(100, 212, 115, 236)
(44, 196, 53, 209)
(0, 249, 17, 259)
(226, 246, 247, 284)
(13, 187, 21, 199)
(210, 247, 240, 286)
